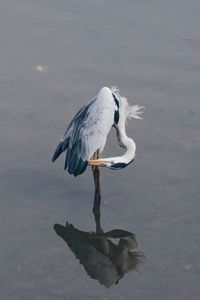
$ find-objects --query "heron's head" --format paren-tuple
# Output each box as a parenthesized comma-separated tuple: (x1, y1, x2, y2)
(109, 160, 134, 170)
(88, 157, 135, 170)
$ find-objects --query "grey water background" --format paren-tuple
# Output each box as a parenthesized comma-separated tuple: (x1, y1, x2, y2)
(0, 0, 200, 299)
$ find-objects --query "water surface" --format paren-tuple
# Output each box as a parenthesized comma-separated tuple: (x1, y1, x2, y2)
(0, 0, 200, 299)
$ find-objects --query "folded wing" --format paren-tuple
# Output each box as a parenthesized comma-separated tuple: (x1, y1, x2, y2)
(52, 89, 116, 176)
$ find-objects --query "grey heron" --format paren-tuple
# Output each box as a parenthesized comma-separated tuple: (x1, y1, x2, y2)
(52, 86, 144, 177)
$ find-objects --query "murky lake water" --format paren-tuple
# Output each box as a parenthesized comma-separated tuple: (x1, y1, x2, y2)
(1, 0, 200, 299)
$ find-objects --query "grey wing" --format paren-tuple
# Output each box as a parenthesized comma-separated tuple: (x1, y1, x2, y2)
(52, 97, 115, 176)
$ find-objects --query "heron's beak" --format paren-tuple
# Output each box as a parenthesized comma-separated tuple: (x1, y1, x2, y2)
(88, 159, 107, 167)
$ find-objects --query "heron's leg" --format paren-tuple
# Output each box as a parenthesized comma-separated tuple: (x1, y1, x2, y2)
(91, 150, 103, 234)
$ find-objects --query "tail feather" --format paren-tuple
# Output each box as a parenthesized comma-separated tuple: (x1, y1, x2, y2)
(61, 137, 70, 152)
(52, 135, 71, 162)
(52, 141, 64, 162)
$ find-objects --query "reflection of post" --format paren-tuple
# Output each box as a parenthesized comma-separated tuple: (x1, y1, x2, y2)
(92, 165, 103, 234)
(91, 150, 103, 234)
(92, 165, 101, 211)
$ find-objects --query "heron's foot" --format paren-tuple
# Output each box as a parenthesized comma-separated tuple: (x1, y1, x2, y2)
(93, 202, 101, 215)
(93, 203, 100, 215)
(93, 193, 101, 210)
(96, 225, 104, 235)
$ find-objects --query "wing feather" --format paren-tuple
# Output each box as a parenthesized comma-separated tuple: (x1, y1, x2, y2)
(52, 87, 116, 176)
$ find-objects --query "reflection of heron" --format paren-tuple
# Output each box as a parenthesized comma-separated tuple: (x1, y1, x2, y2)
(54, 212, 144, 288)
(53, 87, 144, 286)
(52, 86, 144, 176)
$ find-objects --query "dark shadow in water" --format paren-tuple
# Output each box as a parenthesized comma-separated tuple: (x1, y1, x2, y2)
(54, 167, 144, 288)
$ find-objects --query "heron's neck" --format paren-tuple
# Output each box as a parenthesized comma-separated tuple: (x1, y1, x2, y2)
(119, 131, 136, 161)
(102, 124, 136, 165)
(114, 118, 136, 161)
